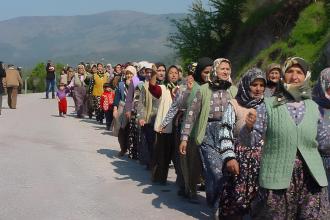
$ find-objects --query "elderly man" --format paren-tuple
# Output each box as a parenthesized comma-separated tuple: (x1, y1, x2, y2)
(5, 65, 23, 109)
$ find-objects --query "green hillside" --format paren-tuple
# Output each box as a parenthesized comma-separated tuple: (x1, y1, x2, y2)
(235, 1, 330, 80)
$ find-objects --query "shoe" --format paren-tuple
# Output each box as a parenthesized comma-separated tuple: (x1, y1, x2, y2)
(177, 188, 186, 197)
(188, 193, 200, 204)
(106, 126, 110, 131)
(117, 151, 126, 157)
(198, 184, 205, 191)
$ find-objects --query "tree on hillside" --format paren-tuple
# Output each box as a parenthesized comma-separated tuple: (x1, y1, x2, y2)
(168, 0, 247, 66)
(27, 62, 64, 92)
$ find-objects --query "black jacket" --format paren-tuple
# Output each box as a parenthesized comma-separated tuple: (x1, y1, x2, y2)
(46, 63, 55, 80)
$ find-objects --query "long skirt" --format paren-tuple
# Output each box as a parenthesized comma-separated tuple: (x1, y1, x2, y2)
(72, 86, 87, 117)
(86, 94, 94, 118)
(181, 137, 202, 197)
(323, 156, 330, 199)
(219, 142, 262, 217)
(199, 121, 227, 210)
(251, 154, 330, 220)
(138, 124, 155, 168)
(112, 101, 126, 137)
(93, 96, 103, 122)
(151, 132, 174, 184)
(128, 112, 138, 160)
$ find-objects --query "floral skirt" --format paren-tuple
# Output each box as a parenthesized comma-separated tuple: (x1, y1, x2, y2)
(251, 155, 330, 220)
(128, 112, 138, 160)
(219, 143, 261, 217)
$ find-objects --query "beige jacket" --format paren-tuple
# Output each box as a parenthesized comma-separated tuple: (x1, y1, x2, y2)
(5, 68, 23, 87)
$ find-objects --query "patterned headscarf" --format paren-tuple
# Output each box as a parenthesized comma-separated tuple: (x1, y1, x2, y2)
(194, 57, 213, 84)
(208, 58, 232, 90)
(312, 67, 330, 110)
(236, 68, 266, 108)
(274, 57, 312, 106)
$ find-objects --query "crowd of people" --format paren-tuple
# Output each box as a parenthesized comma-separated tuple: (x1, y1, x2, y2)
(40, 57, 330, 219)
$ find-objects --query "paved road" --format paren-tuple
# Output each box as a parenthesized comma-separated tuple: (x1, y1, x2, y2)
(0, 93, 210, 220)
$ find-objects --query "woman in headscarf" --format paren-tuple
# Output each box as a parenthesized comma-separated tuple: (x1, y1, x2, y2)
(113, 66, 135, 157)
(179, 58, 237, 214)
(90, 63, 109, 123)
(67, 64, 88, 118)
(219, 68, 266, 219)
(312, 67, 330, 199)
(160, 57, 213, 202)
(123, 65, 140, 160)
(135, 64, 163, 169)
(148, 65, 180, 184)
(85, 64, 97, 119)
(245, 57, 329, 219)
(265, 63, 282, 97)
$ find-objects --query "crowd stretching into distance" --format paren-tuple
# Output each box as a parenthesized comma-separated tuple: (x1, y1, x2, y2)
(1, 57, 330, 219)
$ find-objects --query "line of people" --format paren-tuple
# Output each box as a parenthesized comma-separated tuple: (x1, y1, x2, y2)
(54, 57, 330, 220)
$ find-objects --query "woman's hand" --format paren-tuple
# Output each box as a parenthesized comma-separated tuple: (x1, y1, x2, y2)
(226, 159, 239, 175)
(245, 109, 257, 130)
(139, 119, 146, 127)
(179, 140, 188, 155)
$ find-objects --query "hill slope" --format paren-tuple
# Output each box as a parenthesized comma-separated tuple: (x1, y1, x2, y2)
(0, 11, 183, 67)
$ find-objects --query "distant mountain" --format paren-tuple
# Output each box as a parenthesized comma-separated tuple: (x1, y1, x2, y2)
(0, 11, 184, 67)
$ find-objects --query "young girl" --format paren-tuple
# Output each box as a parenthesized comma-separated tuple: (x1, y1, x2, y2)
(56, 83, 68, 117)
(100, 83, 115, 130)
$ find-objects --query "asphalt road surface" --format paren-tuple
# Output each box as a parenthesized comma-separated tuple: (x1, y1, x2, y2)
(0, 93, 210, 220)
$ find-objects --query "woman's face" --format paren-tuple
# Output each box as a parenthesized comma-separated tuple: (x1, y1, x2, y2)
(78, 67, 84, 74)
(157, 66, 166, 81)
(115, 65, 122, 73)
(92, 66, 97, 73)
(201, 66, 212, 82)
(268, 69, 281, 83)
(216, 62, 231, 81)
(249, 78, 265, 100)
(168, 67, 179, 83)
(284, 64, 305, 85)
(326, 88, 330, 96)
(125, 71, 133, 81)
(97, 64, 104, 72)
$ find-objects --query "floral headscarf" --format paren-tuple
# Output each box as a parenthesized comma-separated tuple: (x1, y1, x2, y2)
(236, 68, 266, 108)
(209, 58, 232, 90)
(274, 57, 312, 106)
(312, 67, 330, 110)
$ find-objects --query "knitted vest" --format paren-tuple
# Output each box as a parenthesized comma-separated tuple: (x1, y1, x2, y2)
(260, 97, 328, 189)
(154, 85, 173, 133)
(184, 82, 201, 138)
(92, 73, 108, 96)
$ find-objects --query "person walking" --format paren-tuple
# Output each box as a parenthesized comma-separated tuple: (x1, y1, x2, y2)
(5, 65, 23, 109)
(45, 60, 56, 99)
(0, 61, 6, 115)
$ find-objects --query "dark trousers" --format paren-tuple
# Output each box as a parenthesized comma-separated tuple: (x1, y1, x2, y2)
(151, 132, 175, 184)
(46, 79, 55, 98)
(139, 124, 156, 167)
(118, 124, 129, 153)
(0, 95, 2, 114)
(104, 109, 114, 128)
(7, 87, 18, 109)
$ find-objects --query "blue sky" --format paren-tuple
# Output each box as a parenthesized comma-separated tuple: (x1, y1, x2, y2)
(0, 0, 210, 21)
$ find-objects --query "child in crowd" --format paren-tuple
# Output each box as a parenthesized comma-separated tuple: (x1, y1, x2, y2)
(100, 83, 115, 130)
(56, 83, 68, 117)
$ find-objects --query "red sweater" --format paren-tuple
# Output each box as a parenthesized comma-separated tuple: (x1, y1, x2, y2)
(100, 91, 115, 111)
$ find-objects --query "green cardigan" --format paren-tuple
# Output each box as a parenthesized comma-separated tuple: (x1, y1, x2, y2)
(194, 84, 237, 145)
(260, 97, 328, 189)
